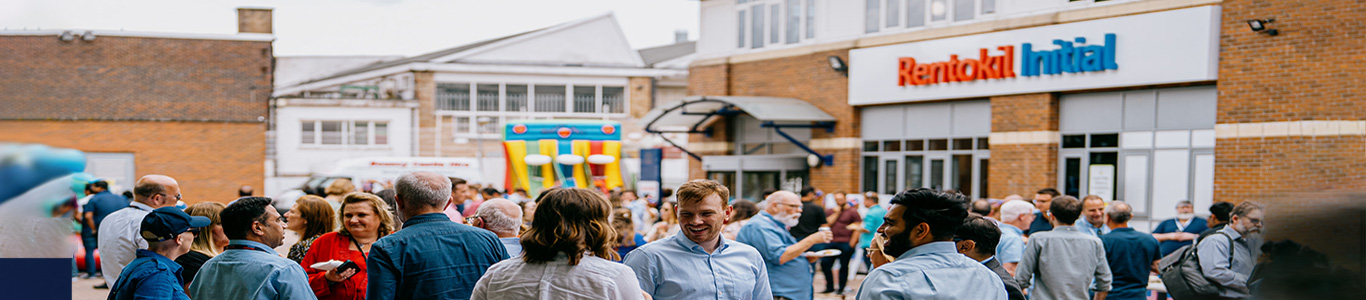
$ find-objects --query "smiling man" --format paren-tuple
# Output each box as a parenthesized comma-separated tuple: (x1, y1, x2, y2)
(624, 180, 772, 300)
(855, 188, 1006, 300)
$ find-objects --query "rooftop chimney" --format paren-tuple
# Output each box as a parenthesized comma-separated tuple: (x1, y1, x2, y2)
(674, 29, 688, 43)
(237, 7, 273, 34)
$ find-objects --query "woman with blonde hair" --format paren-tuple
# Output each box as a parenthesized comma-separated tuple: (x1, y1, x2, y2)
(471, 188, 644, 300)
(175, 202, 230, 289)
(645, 201, 680, 242)
(324, 179, 355, 212)
(285, 195, 336, 263)
(301, 193, 395, 300)
(611, 207, 647, 260)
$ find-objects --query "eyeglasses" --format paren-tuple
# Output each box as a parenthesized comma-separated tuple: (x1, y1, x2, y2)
(776, 203, 802, 209)
(465, 216, 482, 224)
(1247, 218, 1262, 225)
(158, 193, 182, 201)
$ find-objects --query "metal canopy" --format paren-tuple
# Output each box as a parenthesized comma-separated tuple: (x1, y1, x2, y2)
(640, 95, 837, 164)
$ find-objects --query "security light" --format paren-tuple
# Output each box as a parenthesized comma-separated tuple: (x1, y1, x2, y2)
(59, 30, 74, 41)
(1247, 18, 1278, 36)
(827, 56, 848, 75)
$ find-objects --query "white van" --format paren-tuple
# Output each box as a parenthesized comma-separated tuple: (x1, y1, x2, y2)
(274, 157, 485, 213)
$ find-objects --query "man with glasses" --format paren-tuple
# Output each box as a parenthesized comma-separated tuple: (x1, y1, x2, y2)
(98, 175, 182, 288)
(189, 197, 314, 299)
(1026, 188, 1060, 236)
(107, 207, 210, 300)
(1196, 201, 1265, 299)
(737, 190, 831, 300)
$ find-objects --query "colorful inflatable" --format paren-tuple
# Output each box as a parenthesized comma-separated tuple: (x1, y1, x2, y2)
(502, 120, 623, 196)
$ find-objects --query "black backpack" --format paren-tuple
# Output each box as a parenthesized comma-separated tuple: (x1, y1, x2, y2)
(1159, 232, 1233, 300)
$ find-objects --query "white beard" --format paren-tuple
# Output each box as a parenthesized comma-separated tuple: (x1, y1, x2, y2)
(775, 212, 800, 228)
(1177, 213, 1195, 220)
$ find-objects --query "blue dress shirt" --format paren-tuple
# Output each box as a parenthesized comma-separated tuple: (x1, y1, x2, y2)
(366, 213, 509, 300)
(187, 240, 314, 300)
(1075, 220, 1112, 238)
(996, 223, 1026, 264)
(623, 233, 772, 300)
(736, 211, 811, 300)
(109, 249, 190, 300)
(855, 241, 1007, 300)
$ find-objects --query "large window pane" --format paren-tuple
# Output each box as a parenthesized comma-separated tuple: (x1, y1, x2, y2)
(863, 156, 879, 194)
(603, 86, 625, 113)
(320, 121, 343, 145)
(786, 0, 800, 44)
(953, 0, 974, 21)
(1065, 157, 1081, 197)
(770, 4, 780, 44)
(737, 11, 746, 48)
(865, 0, 881, 33)
(805, 0, 815, 38)
(476, 84, 499, 111)
(477, 117, 499, 134)
(905, 156, 923, 190)
(374, 122, 388, 145)
(301, 121, 315, 144)
(884, 159, 899, 194)
(930, 159, 944, 190)
(573, 86, 596, 113)
(907, 0, 926, 27)
(436, 83, 470, 111)
(887, 0, 901, 27)
(353, 121, 369, 145)
(982, 0, 995, 14)
(506, 84, 527, 112)
(534, 85, 566, 112)
(751, 5, 765, 48)
(979, 158, 989, 198)
(454, 117, 470, 134)
(742, 171, 780, 203)
(952, 154, 972, 195)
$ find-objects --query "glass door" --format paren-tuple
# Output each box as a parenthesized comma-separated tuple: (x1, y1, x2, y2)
(924, 154, 949, 191)
(879, 155, 902, 196)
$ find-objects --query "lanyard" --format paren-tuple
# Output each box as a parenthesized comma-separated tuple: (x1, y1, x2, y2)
(350, 237, 368, 260)
(224, 244, 270, 253)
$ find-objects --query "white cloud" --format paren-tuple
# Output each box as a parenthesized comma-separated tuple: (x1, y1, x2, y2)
(0, 0, 699, 56)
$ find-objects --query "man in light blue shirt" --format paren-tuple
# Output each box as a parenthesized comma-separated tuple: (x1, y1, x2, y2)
(736, 191, 831, 300)
(996, 200, 1033, 274)
(855, 188, 1006, 300)
(188, 197, 315, 300)
(1075, 196, 1111, 238)
(625, 180, 771, 300)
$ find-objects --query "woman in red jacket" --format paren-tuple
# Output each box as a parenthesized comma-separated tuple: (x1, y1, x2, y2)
(300, 192, 395, 300)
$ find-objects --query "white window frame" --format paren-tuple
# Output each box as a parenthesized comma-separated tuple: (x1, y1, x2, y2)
(300, 120, 390, 148)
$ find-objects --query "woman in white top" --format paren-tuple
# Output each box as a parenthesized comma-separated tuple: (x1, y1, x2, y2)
(644, 201, 680, 242)
(471, 188, 646, 300)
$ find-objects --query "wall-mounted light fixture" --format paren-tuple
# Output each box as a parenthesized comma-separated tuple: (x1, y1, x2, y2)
(1247, 18, 1278, 36)
(59, 30, 74, 42)
(827, 55, 848, 76)
(81, 31, 96, 41)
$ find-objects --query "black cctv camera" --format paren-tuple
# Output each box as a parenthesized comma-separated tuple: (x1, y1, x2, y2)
(1246, 18, 1278, 36)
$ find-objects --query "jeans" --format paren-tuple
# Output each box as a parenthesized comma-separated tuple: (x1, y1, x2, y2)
(81, 234, 98, 275)
(819, 242, 854, 291)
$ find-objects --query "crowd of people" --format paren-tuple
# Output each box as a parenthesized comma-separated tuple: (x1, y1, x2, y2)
(85, 172, 1284, 300)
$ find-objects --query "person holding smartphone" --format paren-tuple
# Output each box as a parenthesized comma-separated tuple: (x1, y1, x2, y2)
(301, 193, 396, 300)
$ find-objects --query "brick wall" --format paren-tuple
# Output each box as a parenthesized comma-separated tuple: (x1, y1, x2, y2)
(686, 64, 729, 96)
(628, 77, 654, 119)
(0, 35, 273, 122)
(414, 71, 437, 156)
(988, 93, 1059, 198)
(0, 120, 265, 205)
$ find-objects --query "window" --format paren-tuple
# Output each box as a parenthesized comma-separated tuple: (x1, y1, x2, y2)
(738, 11, 747, 48)
(573, 86, 596, 113)
(301, 121, 315, 144)
(905, 156, 924, 189)
(864, 141, 879, 152)
(506, 84, 527, 112)
(887, 0, 901, 27)
(883, 140, 901, 151)
(907, 0, 925, 27)
(930, 0, 947, 21)
(982, 0, 995, 14)
(770, 4, 780, 44)
(862, 156, 878, 193)
(534, 85, 566, 112)
(375, 123, 388, 145)
(786, 0, 800, 44)
(953, 0, 974, 21)
(865, 0, 880, 33)
(476, 84, 499, 112)
(353, 121, 369, 145)
(454, 117, 471, 134)
(805, 0, 815, 38)
(477, 117, 499, 134)
(437, 83, 470, 111)
(320, 121, 343, 145)
(751, 5, 765, 48)
(603, 86, 625, 113)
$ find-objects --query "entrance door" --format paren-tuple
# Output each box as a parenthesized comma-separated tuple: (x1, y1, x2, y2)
(878, 155, 901, 196)
(923, 154, 949, 191)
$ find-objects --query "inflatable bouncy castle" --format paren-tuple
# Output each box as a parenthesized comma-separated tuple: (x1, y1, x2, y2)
(502, 120, 623, 196)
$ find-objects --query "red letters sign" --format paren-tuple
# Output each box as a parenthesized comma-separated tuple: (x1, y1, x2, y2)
(898, 46, 1016, 86)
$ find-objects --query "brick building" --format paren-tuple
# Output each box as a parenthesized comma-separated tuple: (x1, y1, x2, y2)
(678, 0, 1363, 256)
(0, 8, 275, 204)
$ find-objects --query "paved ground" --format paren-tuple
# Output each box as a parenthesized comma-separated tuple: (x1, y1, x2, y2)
(74, 231, 866, 299)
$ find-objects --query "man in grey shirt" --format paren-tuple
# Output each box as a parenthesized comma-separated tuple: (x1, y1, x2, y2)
(1196, 201, 1264, 299)
(1015, 195, 1112, 300)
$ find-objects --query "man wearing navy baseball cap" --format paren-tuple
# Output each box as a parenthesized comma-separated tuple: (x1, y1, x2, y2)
(107, 207, 210, 300)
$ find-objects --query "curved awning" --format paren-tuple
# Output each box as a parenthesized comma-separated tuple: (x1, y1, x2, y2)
(640, 95, 836, 133)
(639, 95, 837, 165)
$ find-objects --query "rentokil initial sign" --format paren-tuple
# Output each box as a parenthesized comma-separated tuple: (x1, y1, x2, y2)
(897, 33, 1118, 86)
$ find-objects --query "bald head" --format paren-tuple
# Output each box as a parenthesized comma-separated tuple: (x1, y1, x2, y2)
(763, 191, 800, 214)
(133, 175, 179, 208)
(1105, 201, 1134, 225)
(474, 199, 522, 236)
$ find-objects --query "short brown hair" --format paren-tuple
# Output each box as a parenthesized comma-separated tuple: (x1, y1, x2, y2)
(676, 179, 731, 207)
(338, 193, 395, 238)
(521, 188, 617, 265)
(1049, 195, 1083, 224)
(325, 179, 355, 196)
(293, 195, 336, 240)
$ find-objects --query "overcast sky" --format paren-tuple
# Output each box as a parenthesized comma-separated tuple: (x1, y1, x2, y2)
(1, 0, 699, 56)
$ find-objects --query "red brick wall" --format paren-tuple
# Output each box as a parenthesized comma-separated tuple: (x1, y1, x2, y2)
(687, 64, 729, 96)
(0, 120, 265, 205)
(0, 35, 273, 122)
(988, 93, 1059, 199)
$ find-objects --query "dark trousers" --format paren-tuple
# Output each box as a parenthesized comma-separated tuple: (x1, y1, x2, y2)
(81, 233, 98, 275)
(819, 242, 854, 291)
